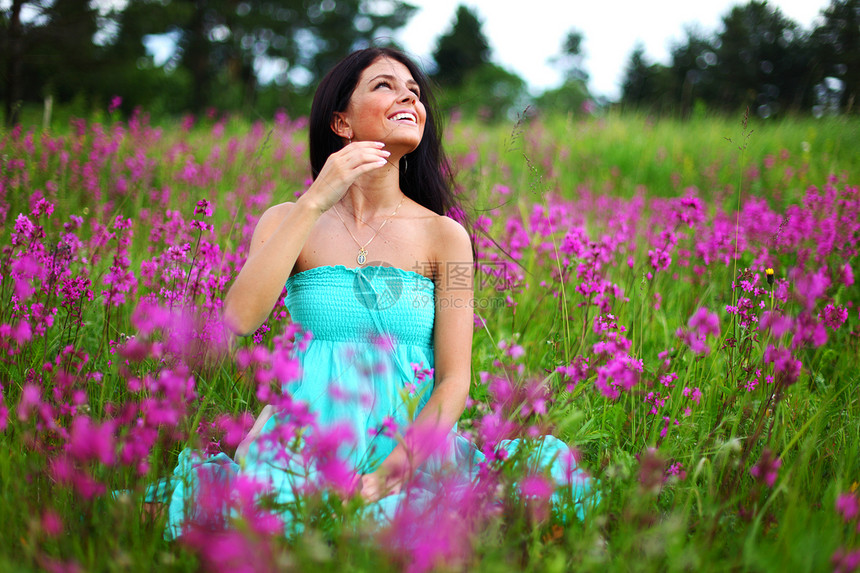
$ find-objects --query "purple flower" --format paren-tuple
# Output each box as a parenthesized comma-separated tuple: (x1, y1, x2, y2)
(16, 383, 42, 421)
(520, 474, 554, 499)
(759, 311, 793, 338)
(498, 339, 525, 360)
(763, 345, 802, 385)
(821, 304, 849, 330)
(666, 462, 686, 480)
(688, 307, 720, 338)
(411, 362, 434, 384)
(791, 312, 828, 349)
(832, 548, 860, 573)
(67, 416, 116, 465)
(836, 492, 859, 522)
(594, 355, 642, 399)
(556, 356, 590, 391)
(677, 307, 721, 355)
(369, 416, 398, 439)
(303, 421, 357, 496)
(750, 448, 782, 487)
(41, 510, 63, 537)
(194, 199, 214, 217)
(841, 262, 855, 287)
(791, 267, 831, 312)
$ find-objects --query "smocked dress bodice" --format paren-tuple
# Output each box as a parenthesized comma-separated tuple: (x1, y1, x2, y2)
(285, 264, 435, 347)
(261, 264, 438, 473)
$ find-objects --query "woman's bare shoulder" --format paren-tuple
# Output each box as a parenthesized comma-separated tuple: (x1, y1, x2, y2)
(428, 212, 469, 242)
(249, 201, 296, 246)
(259, 201, 295, 221)
(426, 211, 472, 263)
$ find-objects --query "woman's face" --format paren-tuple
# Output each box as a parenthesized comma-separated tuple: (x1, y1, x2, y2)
(336, 56, 426, 155)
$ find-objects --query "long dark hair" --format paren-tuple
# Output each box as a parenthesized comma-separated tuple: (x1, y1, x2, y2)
(309, 48, 457, 217)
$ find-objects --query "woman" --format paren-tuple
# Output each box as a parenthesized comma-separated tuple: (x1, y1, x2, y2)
(157, 48, 595, 537)
(225, 47, 473, 503)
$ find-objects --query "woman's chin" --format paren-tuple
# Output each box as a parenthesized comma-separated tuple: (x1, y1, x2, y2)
(376, 128, 421, 154)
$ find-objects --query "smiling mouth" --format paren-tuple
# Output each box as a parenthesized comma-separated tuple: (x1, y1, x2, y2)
(388, 112, 417, 124)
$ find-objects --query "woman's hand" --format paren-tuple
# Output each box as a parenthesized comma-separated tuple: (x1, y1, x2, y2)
(303, 141, 391, 214)
(359, 469, 403, 503)
(234, 405, 276, 463)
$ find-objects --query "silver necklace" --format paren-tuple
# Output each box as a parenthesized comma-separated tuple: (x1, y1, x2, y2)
(333, 196, 405, 265)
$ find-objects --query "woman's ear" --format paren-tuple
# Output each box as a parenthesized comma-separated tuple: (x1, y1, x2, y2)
(331, 112, 352, 140)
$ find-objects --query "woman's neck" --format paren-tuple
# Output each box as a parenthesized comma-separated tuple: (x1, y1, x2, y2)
(341, 160, 405, 223)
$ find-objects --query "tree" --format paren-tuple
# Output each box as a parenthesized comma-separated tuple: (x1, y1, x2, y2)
(1, 0, 103, 125)
(1, 0, 184, 122)
(620, 44, 674, 112)
(667, 27, 719, 116)
(438, 62, 528, 121)
(714, 1, 812, 115)
(1, 0, 28, 125)
(536, 28, 593, 116)
(551, 29, 588, 83)
(429, 4, 527, 121)
(810, 0, 860, 112)
(162, 0, 417, 112)
(0, 0, 418, 121)
(432, 5, 490, 88)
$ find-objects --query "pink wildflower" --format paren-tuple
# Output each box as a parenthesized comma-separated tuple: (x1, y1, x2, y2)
(16, 383, 42, 421)
(194, 199, 214, 217)
(764, 345, 802, 385)
(555, 356, 590, 391)
(750, 448, 782, 487)
(832, 548, 860, 573)
(520, 474, 554, 499)
(821, 304, 849, 330)
(688, 307, 720, 338)
(836, 492, 859, 522)
(677, 307, 720, 354)
(666, 462, 686, 480)
(594, 355, 642, 399)
(498, 339, 525, 360)
(682, 386, 702, 404)
(759, 311, 793, 337)
(67, 416, 117, 465)
(638, 447, 666, 494)
(41, 510, 63, 537)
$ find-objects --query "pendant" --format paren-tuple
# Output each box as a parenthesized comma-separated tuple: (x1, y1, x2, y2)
(357, 248, 367, 265)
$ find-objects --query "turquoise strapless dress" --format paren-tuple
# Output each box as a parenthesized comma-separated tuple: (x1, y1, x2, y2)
(155, 265, 597, 539)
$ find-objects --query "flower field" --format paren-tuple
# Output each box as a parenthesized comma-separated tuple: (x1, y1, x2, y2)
(1, 108, 858, 572)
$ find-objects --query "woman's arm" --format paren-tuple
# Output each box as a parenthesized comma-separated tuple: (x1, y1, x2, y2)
(360, 216, 474, 501)
(223, 141, 391, 335)
(234, 404, 276, 462)
(223, 200, 318, 335)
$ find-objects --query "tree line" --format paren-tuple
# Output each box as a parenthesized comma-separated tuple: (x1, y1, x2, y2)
(620, 0, 859, 117)
(1, 0, 857, 126)
(1, 0, 537, 125)
(0, 0, 421, 124)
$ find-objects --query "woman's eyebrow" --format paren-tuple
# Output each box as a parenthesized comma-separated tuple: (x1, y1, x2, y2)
(368, 74, 419, 88)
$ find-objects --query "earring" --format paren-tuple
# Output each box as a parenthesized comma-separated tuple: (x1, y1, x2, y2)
(401, 156, 408, 173)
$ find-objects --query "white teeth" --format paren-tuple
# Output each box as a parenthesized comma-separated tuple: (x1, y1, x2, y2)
(390, 113, 415, 122)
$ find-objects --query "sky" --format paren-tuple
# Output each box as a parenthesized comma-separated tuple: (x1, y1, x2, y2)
(394, 0, 833, 100)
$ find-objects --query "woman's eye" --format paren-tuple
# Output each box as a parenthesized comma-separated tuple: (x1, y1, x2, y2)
(375, 81, 391, 89)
